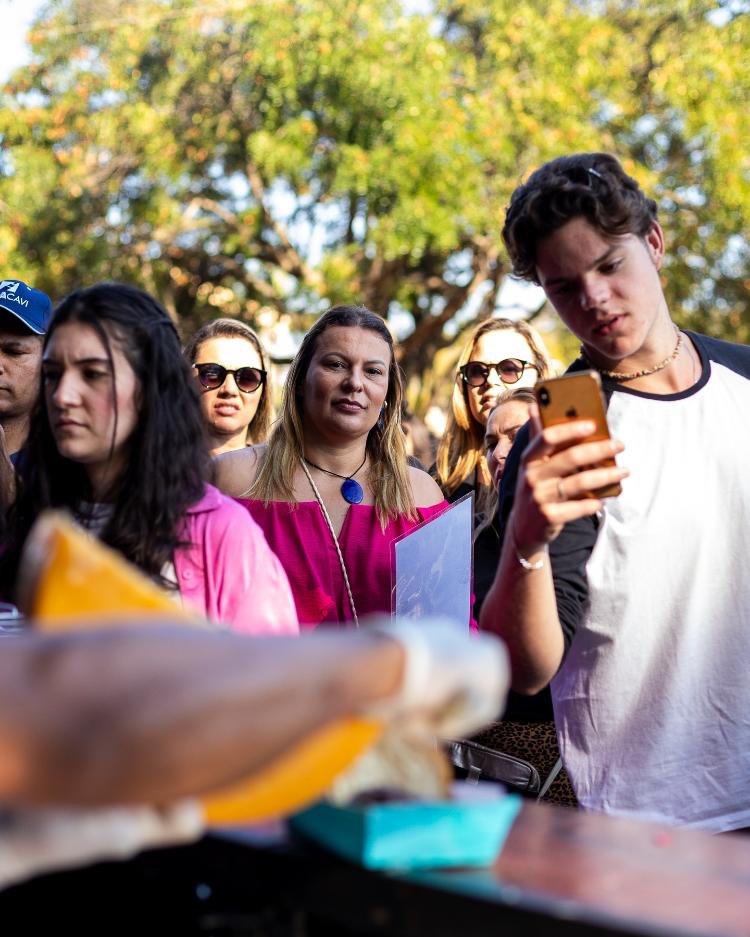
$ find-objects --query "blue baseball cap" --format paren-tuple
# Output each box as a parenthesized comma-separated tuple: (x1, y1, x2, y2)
(0, 279, 53, 335)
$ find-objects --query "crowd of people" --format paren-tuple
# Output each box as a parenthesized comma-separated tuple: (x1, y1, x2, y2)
(0, 149, 748, 890)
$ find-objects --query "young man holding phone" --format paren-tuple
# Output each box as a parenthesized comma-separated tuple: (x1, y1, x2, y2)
(481, 152, 750, 832)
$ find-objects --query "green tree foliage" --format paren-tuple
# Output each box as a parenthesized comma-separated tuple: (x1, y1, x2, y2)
(0, 0, 748, 398)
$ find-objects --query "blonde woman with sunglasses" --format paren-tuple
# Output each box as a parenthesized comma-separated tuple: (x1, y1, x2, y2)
(436, 318, 551, 507)
(185, 318, 273, 457)
(434, 318, 551, 619)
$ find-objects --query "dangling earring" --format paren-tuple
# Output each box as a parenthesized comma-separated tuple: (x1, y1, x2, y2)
(378, 405, 386, 432)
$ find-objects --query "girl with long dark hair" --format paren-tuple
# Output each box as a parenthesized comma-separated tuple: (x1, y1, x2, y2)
(1, 283, 297, 635)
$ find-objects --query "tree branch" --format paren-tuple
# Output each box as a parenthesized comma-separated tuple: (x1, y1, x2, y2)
(245, 161, 322, 289)
(397, 244, 502, 367)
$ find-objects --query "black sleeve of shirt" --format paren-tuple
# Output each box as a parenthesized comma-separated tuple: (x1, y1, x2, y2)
(498, 424, 598, 656)
(690, 330, 750, 378)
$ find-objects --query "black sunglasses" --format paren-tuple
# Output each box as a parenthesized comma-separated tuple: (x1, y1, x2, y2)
(459, 359, 538, 388)
(193, 363, 266, 394)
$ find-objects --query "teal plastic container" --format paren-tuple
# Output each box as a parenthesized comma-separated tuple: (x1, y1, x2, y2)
(289, 792, 522, 870)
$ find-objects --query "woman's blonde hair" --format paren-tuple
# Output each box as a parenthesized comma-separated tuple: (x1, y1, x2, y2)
(435, 317, 550, 499)
(251, 305, 416, 529)
(184, 317, 273, 444)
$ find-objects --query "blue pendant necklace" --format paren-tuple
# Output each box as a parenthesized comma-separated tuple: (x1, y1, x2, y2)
(303, 455, 367, 504)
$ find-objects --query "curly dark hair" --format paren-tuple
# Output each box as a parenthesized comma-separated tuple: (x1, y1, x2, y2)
(1, 282, 211, 597)
(502, 153, 658, 283)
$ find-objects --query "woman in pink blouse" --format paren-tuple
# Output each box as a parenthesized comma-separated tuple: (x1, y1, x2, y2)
(215, 305, 447, 629)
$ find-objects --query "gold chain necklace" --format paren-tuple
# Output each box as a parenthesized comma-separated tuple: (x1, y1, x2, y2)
(582, 329, 682, 382)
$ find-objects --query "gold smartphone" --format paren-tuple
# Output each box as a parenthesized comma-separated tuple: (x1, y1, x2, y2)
(534, 370, 622, 499)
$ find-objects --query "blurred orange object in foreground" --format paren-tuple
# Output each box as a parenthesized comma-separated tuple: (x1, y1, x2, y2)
(202, 718, 382, 824)
(19, 511, 383, 824)
(21, 511, 190, 626)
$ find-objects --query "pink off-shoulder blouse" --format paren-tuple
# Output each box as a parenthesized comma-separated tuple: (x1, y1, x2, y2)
(236, 499, 448, 629)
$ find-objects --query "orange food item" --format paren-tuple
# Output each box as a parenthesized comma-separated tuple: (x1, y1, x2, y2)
(20, 511, 384, 823)
(202, 718, 382, 824)
(21, 512, 189, 627)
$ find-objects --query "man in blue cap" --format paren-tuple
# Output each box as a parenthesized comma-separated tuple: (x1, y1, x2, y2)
(0, 279, 53, 462)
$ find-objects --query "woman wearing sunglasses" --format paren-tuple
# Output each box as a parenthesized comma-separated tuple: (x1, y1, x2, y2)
(435, 319, 551, 507)
(185, 319, 272, 457)
(434, 318, 551, 619)
(0, 284, 297, 636)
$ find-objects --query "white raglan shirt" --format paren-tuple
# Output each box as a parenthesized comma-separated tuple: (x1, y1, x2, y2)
(550, 333, 750, 831)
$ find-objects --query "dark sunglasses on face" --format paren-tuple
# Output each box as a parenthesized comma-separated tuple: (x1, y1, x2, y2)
(459, 359, 538, 387)
(193, 362, 266, 394)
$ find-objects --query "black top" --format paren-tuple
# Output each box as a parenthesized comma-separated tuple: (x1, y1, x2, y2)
(447, 475, 553, 723)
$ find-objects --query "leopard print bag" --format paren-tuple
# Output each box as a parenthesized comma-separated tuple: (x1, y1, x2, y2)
(449, 720, 577, 807)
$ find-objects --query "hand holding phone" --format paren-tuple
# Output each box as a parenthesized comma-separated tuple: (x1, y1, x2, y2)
(534, 370, 622, 499)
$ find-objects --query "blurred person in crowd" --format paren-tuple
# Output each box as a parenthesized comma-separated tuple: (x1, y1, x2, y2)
(467, 385, 576, 806)
(0, 618, 508, 888)
(401, 406, 436, 470)
(483, 388, 536, 496)
(423, 404, 447, 440)
(483, 152, 750, 831)
(473, 387, 537, 618)
(184, 318, 273, 457)
(0, 283, 297, 635)
(215, 305, 448, 629)
(0, 280, 52, 484)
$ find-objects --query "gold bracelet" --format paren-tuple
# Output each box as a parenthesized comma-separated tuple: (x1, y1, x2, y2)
(510, 524, 547, 571)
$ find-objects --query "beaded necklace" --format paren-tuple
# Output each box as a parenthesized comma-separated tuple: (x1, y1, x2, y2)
(582, 329, 682, 382)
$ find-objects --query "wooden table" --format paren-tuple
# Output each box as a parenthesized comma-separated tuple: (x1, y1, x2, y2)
(2, 800, 750, 935)
(491, 800, 750, 936)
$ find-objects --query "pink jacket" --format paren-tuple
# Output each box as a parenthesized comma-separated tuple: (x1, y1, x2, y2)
(175, 485, 298, 635)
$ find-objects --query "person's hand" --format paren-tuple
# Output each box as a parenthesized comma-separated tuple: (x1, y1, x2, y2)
(510, 404, 628, 556)
(362, 620, 509, 738)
